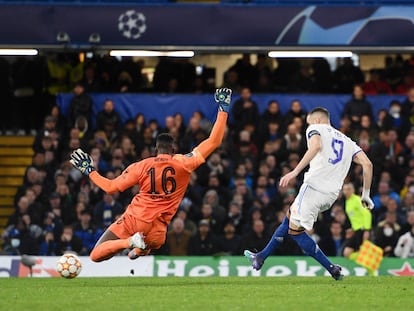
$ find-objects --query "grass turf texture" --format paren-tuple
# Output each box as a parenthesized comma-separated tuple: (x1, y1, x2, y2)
(1, 277, 413, 311)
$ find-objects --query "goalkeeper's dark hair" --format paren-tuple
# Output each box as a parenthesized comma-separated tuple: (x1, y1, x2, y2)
(155, 133, 175, 154)
(309, 107, 330, 119)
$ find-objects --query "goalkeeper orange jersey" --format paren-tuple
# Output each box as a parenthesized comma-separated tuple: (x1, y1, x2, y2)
(89, 111, 227, 225)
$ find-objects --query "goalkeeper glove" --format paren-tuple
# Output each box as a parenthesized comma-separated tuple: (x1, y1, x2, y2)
(214, 88, 232, 113)
(70, 148, 95, 176)
(361, 189, 374, 210)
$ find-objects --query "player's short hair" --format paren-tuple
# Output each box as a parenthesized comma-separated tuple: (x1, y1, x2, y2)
(156, 133, 174, 150)
(309, 107, 330, 119)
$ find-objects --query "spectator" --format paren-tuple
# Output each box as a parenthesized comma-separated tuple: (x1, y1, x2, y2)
(253, 53, 274, 92)
(385, 100, 404, 134)
(196, 151, 231, 189)
(55, 225, 83, 256)
(67, 82, 93, 129)
(173, 112, 187, 138)
(217, 222, 241, 255)
(180, 115, 207, 153)
(204, 173, 232, 208)
(372, 181, 401, 222)
(394, 225, 414, 258)
(187, 219, 219, 256)
(373, 211, 401, 257)
(165, 217, 192, 256)
(226, 53, 256, 90)
(395, 71, 414, 95)
(363, 69, 392, 95)
(201, 190, 227, 228)
(370, 130, 404, 181)
(93, 193, 124, 230)
(400, 86, 414, 138)
(33, 115, 58, 153)
(318, 221, 345, 257)
(278, 123, 306, 163)
(73, 209, 100, 255)
(240, 219, 269, 254)
(96, 99, 122, 132)
(334, 57, 365, 93)
(401, 209, 414, 234)
(39, 230, 57, 256)
(312, 58, 334, 93)
(5, 214, 42, 255)
(376, 197, 406, 227)
(226, 200, 244, 235)
(230, 87, 259, 133)
(258, 100, 284, 134)
(81, 64, 102, 93)
(0, 228, 22, 255)
(341, 84, 374, 130)
(284, 99, 307, 129)
(175, 209, 197, 235)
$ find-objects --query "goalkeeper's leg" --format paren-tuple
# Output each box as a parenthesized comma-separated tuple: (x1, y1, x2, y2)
(129, 220, 167, 259)
(90, 214, 150, 262)
(90, 229, 129, 262)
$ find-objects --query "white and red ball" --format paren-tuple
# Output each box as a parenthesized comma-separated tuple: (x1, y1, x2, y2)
(56, 253, 82, 279)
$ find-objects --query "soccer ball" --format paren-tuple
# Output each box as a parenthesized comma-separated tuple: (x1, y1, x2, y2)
(56, 253, 82, 279)
(118, 10, 147, 40)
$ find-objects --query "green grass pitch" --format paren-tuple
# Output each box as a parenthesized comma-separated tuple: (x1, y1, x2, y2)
(1, 277, 413, 311)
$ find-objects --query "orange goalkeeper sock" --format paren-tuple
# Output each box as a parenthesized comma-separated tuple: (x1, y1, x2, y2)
(90, 239, 130, 262)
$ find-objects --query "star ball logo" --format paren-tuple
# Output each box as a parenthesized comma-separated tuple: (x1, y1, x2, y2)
(118, 10, 147, 40)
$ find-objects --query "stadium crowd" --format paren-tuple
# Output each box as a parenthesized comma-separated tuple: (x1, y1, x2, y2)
(2, 52, 414, 260)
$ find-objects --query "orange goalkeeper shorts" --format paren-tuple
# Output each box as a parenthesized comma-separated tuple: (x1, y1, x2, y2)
(108, 212, 167, 250)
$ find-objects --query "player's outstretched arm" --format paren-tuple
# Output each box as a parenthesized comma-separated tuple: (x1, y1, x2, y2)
(196, 88, 232, 158)
(279, 134, 321, 188)
(353, 151, 374, 210)
(70, 148, 127, 194)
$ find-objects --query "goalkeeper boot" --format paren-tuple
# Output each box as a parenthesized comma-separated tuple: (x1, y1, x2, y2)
(244, 250, 264, 270)
(128, 248, 150, 260)
(128, 248, 140, 260)
(129, 232, 146, 250)
(330, 264, 344, 281)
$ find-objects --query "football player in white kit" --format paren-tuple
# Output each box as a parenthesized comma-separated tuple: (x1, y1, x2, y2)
(245, 107, 374, 280)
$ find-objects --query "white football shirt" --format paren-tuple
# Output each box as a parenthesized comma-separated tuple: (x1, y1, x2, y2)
(303, 124, 361, 195)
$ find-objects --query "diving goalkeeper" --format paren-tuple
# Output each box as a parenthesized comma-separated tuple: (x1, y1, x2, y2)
(70, 88, 232, 261)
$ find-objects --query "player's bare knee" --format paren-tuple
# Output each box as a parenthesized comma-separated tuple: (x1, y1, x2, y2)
(288, 221, 305, 235)
(90, 250, 102, 262)
(288, 228, 305, 235)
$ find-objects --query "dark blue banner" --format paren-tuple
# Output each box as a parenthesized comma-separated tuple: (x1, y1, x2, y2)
(1, 5, 414, 46)
(56, 93, 405, 129)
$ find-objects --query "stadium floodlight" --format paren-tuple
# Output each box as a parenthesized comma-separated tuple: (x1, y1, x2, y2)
(268, 51, 353, 58)
(109, 50, 195, 57)
(0, 49, 38, 56)
(89, 33, 101, 44)
(56, 31, 70, 43)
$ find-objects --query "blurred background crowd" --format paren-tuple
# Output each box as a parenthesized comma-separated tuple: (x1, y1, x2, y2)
(2, 52, 414, 260)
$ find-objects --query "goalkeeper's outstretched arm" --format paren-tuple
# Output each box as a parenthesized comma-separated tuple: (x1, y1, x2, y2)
(70, 148, 136, 194)
(196, 88, 231, 159)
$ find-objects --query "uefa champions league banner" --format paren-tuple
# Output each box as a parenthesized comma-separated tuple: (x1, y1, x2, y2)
(0, 256, 414, 277)
(1, 4, 414, 46)
(56, 93, 404, 130)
